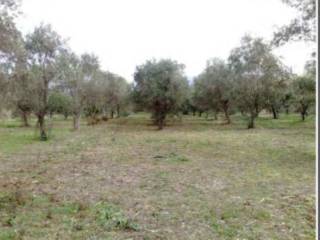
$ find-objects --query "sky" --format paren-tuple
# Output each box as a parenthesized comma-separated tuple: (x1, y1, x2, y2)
(16, 0, 315, 81)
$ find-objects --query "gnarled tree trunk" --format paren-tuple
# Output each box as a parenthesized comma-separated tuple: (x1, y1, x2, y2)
(73, 113, 81, 130)
(271, 105, 278, 119)
(248, 112, 257, 129)
(37, 114, 47, 141)
(222, 101, 231, 124)
(21, 111, 30, 127)
(300, 103, 308, 121)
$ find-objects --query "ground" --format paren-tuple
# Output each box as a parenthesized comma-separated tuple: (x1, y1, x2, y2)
(0, 113, 315, 240)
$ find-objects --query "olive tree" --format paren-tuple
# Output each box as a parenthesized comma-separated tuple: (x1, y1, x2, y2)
(25, 24, 64, 140)
(101, 72, 130, 118)
(11, 71, 35, 126)
(292, 61, 315, 121)
(56, 51, 101, 129)
(264, 64, 290, 119)
(195, 58, 234, 123)
(229, 35, 287, 128)
(192, 75, 215, 118)
(0, 0, 22, 111)
(47, 91, 72, 119)
(133, 59, 188, 129)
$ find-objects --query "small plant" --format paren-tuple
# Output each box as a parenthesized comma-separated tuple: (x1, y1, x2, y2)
(95, 202, 139, 231)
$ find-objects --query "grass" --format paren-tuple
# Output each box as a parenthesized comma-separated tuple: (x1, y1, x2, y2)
(0, 113, 315, 239)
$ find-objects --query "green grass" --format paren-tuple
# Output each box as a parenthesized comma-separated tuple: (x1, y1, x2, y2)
(0, 113, 315, 239)
(0, 190, 138, 239)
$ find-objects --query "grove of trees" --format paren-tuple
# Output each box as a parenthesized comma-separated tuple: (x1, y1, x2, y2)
(0, 0, 316, 139)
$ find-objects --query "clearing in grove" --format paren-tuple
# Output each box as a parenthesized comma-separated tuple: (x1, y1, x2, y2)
(0, 113, 315, 239)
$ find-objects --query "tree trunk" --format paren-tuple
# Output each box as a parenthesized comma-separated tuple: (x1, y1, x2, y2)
(248, 114, 255, 129)
(21, 111, 30, 127)
(157, 116, 166, 130)
(198, 111, 202, 117)
(116, 105, 120, 118)
(192, 110, 196, 116)
(223, 105, 231, 124)
(214, 112, 218, 120)
(221, 101, 231, 124)
(111, 110, 114, 119)
(73, 113, 81, 130)
(224, 110, 231, 124)
(38, 114, 47, 141)
(64, 113, 68, 120)
(271, 105, 278, 119)
(158, 119, 164, 130)
(156, 113, 166, 130)
(301, 104, 308, 121)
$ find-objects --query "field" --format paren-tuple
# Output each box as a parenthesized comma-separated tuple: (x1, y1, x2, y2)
(0, 113, 315, 240)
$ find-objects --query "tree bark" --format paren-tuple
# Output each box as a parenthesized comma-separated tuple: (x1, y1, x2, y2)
(248, 114, 255, 129)
(221, 101, 231, 124)
(21, 111, 30, 127)
(38, 114, 47, 141)
(116, 105, 120, 118)
(73, 113, 81, 130)
(271, 105, 278, 119)
(224, 110, 231, 124)
(301, 104, 308, 121)
(155, 112, 166, 130)
(111, 110, 114, 119)
(157, 116, 166, 130)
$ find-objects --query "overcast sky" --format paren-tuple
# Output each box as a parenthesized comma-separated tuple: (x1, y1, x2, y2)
(17, 0, 314, 81)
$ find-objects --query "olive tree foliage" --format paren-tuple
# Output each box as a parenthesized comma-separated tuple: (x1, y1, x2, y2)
(1, 29, 36, 127)
(79, 55, 116, 125)
(82, 70, 130, 123)
(192, 76, 213, 117)
(0, 0, 22, 110)
(55, 51, 99, 130)
(47, 91, 72, 119)
(229, 35, 288, 128)
(263, 63, 291, 119)
(0, 0, 21, 56)
(179, 86, 197, 116)
(133, 59, 189, 129)
(25, 24, 64, 140)
(56, 51, 131, 127)
(10, 62, 36, 127)
(194, 58, 234, 123)
(82, 72, 104, 123)
(273, 0, 316, 46)
(101, 72, 130, 118)
(292, 60, 315, 121)
(5, 36, 44, 127)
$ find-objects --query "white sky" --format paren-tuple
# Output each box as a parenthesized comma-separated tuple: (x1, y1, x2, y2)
(17, 0, 315, 81)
